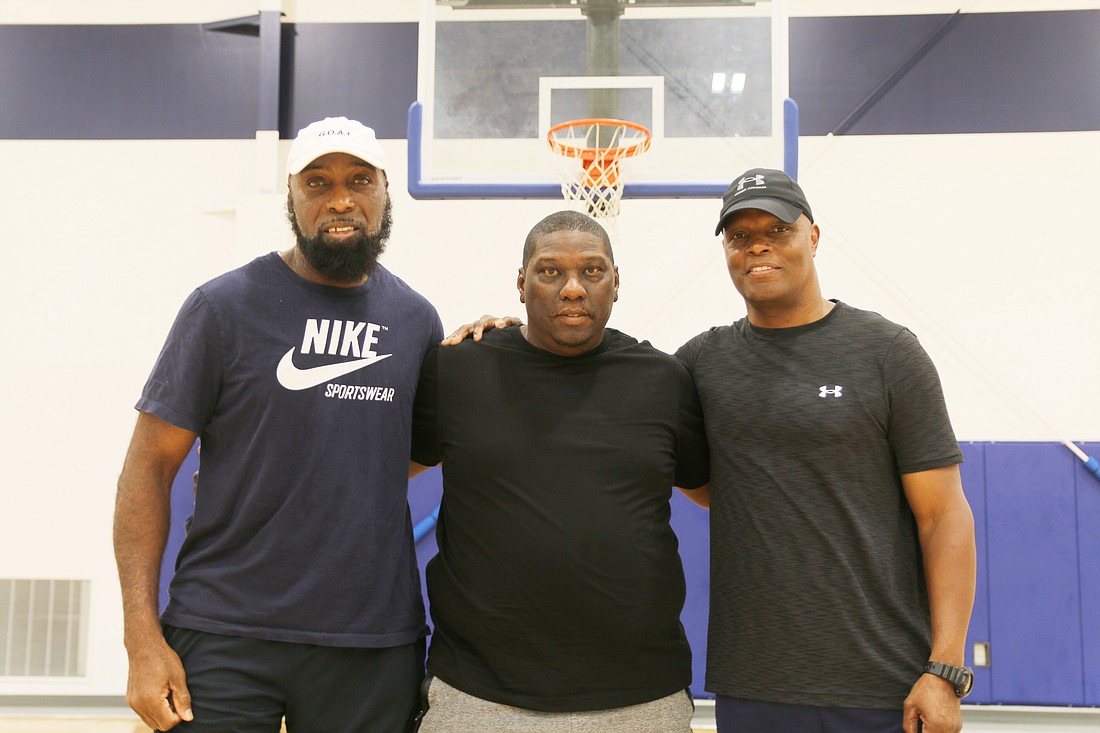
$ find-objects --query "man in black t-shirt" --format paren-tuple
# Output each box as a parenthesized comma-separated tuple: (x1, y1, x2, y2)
(678, 168, 976, 733)
(410, 210, 710, 733)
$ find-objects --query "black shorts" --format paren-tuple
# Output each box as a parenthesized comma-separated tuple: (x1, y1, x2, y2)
(162, 625, 424, 733)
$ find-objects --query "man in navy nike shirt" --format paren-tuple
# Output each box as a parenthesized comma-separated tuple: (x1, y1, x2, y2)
(113, 117, 442, 733)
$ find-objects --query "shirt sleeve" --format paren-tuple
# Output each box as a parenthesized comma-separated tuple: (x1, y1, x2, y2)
(673, 362, 710, 489)
(135, 288, 223, 435)
(410, 346, 441, 467)
(884, 328, 964, 474)
(426, 310, 445, 354)
(674, 329, 710, 372)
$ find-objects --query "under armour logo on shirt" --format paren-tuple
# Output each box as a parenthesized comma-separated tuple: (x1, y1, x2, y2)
(819, 385, 843, 398)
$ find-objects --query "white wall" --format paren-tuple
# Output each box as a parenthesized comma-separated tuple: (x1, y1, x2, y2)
(390, 129, 1100, 443)
(0, 0, 1097, 697)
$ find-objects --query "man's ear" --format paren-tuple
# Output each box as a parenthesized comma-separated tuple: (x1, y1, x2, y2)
(517, 268, 526, 303)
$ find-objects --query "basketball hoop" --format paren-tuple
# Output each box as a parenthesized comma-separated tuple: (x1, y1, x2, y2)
(547, 118, 652, 237)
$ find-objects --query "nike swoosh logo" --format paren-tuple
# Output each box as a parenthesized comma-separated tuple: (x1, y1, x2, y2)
(276, 348, 392, 391)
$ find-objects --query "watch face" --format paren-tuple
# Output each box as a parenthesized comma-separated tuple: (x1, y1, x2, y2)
(958, 667, 974, 698)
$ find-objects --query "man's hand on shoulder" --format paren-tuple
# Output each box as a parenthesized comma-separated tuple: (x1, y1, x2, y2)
(440, 315, 522, 346)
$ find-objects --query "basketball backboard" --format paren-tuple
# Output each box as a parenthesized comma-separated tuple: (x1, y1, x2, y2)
(412, 0, 795, 199)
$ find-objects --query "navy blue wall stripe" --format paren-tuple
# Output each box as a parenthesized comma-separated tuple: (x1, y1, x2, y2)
(0, 22, 418, 139)
(0, 11, 1096, 139)
(0, 24, 260, 139)
(791, 10, 1100, 135)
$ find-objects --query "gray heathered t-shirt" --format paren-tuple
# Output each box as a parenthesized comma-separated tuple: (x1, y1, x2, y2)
(676, 300, 963, 710)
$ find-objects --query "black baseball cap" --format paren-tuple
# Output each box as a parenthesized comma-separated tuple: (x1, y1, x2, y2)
(715, 168, 814, 236)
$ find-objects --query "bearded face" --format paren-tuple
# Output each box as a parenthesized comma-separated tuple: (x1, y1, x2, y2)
(285, 191, 393, 284)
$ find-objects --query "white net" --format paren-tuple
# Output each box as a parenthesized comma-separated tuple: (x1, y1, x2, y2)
(548, 119, 651, 242)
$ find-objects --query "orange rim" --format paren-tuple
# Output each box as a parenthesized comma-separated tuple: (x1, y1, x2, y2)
(547, 118, 652, 165)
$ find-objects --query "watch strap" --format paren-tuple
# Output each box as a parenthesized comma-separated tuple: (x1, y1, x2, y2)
(923, 661, 973, 698)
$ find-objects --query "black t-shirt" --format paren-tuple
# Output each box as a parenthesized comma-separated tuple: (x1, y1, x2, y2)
(676, 301, 963, 709)
(412, 326, 709, 711)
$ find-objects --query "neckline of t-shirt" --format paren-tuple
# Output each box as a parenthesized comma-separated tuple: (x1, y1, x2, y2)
(742, 299, 843, 339)
(506, 324, 618, 359)
(264, 251, 382, 298)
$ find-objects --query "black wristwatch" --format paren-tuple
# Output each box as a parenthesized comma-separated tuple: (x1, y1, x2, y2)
(923, 661, 974, 698)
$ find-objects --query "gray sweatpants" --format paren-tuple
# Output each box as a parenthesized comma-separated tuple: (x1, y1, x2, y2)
(416, 676, 695, 733)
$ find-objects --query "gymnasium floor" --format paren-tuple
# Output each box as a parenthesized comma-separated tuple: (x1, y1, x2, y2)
(2, 703, 1100, 732)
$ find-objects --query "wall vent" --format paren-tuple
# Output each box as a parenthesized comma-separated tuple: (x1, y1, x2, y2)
(0, 579, 89, 677)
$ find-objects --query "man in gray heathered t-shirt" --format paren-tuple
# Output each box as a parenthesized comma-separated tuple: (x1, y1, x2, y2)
(675, 168, 977, 733)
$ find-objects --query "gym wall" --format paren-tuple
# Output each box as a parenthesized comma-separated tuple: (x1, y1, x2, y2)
(0, 0, 1097, 703)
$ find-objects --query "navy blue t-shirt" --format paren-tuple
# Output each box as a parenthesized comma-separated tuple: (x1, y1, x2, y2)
(138, 252, 443, 647)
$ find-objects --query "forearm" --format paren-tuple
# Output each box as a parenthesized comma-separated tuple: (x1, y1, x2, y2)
(113, 413, 195, 653)
(902, 464, 973, 733)
(113, 414, 198, 730)
(114, 469, 173, 652)
(919, 506, 976, 665)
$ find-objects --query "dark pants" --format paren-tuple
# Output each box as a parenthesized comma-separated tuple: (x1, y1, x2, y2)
(715, 695, 908, 733)
(162, 625, 424, 733)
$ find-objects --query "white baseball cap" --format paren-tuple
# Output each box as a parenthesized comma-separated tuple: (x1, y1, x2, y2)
(287, 116, 387, 175)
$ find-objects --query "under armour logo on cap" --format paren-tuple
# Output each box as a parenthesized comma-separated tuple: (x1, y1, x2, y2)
(736, 174, 766, 191)
(715, 168, 814, 236)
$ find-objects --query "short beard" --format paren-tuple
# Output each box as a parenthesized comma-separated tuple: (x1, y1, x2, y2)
(286, 195, 393, 284)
